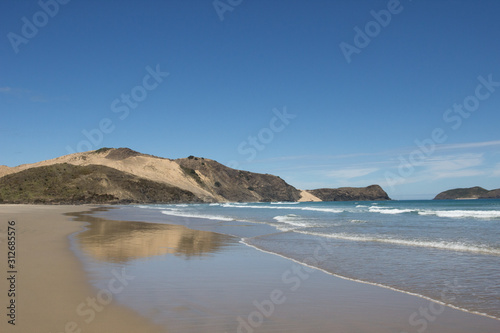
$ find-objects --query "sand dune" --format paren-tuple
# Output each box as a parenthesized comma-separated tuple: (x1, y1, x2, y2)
(0, 149, 217, 201)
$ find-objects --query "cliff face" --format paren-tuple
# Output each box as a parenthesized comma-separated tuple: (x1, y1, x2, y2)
(306, 185, 390, 201)
(175, 157, 302, 202)
(434, 187, 500, 200)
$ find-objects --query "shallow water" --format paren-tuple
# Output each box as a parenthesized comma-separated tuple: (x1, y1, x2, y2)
(96, 199, 500, 320)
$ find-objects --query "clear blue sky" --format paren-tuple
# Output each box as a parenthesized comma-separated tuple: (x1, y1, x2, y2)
(1, 0, 500, 199)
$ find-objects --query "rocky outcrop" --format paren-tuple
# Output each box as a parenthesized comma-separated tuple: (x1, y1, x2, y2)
(433, 187, 500, 200)
(306, 185, 390, 201)
(175, 156, 302, 202)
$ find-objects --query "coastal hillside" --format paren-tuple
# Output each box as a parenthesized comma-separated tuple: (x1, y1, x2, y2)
(306, 185, 390, 201)
(0, 148, 391, 204)
(434, 186, 500, 200)
(0, 148, 217, 202)
(0, 163, 198, 204)
(175, 156, 301, 202)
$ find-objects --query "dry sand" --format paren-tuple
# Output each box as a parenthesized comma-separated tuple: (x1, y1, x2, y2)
(0, 205, 166, 333)
(298, 190, 321, 202)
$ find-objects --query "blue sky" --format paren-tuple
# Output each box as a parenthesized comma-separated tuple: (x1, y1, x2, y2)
(1, 0, 500, 199)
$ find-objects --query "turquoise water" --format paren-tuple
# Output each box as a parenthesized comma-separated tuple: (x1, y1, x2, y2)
(117, 199, 500, 320)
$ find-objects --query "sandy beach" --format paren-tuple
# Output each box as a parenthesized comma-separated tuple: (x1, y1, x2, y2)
(1, 204, 499, 333)
(0, 205, 166, 333)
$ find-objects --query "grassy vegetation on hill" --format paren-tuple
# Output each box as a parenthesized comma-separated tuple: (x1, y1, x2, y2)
(0, 163, 199, 204)
(434, 186, 499, 200)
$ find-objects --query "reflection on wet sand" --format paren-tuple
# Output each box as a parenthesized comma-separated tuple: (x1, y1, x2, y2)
(67, 208, 235, 263)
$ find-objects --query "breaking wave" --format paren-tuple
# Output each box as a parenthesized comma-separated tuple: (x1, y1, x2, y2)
(161, 210, 234, 221)
(297, 231, 500, 256)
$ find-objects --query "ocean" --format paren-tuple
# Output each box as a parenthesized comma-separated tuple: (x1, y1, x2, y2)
(77, 199, 500, 325)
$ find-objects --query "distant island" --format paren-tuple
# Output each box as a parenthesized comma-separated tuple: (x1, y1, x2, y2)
(307, 185, 390, 201)
(0, 148, 391, 204)
(434, 186, 500, 200)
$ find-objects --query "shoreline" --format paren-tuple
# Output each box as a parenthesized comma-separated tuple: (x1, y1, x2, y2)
(240, 238, 500, 322)
(86, 205, 500, 332)
(1, 204, 499, 332)
(0, 204, 166, 333)
(96, 203, 500, 322)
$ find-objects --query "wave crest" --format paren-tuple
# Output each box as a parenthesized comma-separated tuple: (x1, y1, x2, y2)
(161, 210, 233, 221)
(297, 231, 500, 255)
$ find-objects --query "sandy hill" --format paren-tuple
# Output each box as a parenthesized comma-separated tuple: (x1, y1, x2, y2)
(0, 148, 216, 201)
(0, 163, 197, 204)
(0, 148, 391, 204)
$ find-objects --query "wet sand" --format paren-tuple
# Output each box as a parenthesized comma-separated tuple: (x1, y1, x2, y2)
(0, 205, 166, 333)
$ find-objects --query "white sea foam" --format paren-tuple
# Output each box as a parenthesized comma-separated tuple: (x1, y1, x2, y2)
(418, 210, 500, 219)
(297, 231, 500, 256)
(220, 204, 343, 214)
(135, 205, 168, 210)
(161, 210, 234, 221)
(301, 207, 344, 213)
(368, 206, 417, 214)
(271, 202, 299, 205)
(368, 205, 500, 219)
(273, 214, 309, 227)
(223, 204, 286, 209)
(221, 203, 255, 208)
(350, 219, 367, 224)
(273, 213, 300, 220)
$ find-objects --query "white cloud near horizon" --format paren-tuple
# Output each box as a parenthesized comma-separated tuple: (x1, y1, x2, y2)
(237, 140, 499, 196)
(326, 167, 378, 179)
(491, 163, 500, 177)
(381, 153, 488, 191)
(436, 140, 500, 151)
(422, 153, 484, 174)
